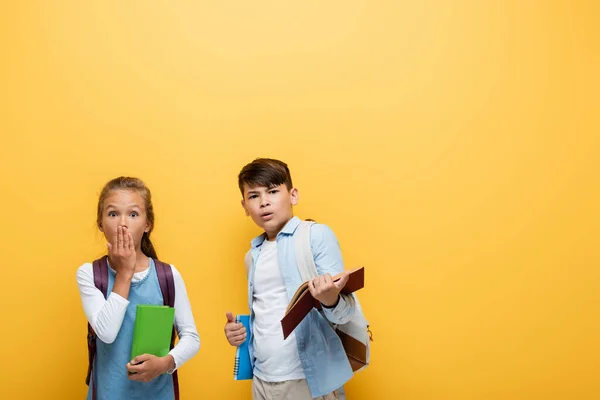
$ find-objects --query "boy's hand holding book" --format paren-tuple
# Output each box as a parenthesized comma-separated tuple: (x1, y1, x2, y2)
(281, 267, 364, 339)
(307, 272, 350, 307)
(224, 312, 247, 346)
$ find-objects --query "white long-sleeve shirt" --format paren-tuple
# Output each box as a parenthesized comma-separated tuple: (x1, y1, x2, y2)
(76, 262, 200, 371)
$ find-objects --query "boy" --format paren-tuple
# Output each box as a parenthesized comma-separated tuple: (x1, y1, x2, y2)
(224, 158, 356, 400)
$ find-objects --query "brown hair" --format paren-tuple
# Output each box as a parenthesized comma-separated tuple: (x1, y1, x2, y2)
(238, 158, 293, 196)
(96, 177, 158, 259)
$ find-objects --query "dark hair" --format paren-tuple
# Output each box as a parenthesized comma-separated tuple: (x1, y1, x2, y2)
(96, 177, 158, 259)
(238, 158, 293, 196)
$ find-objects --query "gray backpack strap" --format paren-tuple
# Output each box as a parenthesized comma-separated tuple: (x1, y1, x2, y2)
(244, 249, 252, 278)
(294, 220, 318, 281)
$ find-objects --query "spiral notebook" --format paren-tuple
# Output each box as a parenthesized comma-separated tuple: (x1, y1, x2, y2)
(233, 314, 253, 380)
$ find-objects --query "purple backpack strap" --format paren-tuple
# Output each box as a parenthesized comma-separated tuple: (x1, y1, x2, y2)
(154, 260, 179, 400)
(154, 260, 175, 307)
(92, 256, 109, 297)
(87, 256, 109, 400)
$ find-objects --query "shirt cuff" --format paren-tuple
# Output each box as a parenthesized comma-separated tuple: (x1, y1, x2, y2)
(166, 352, 179, 374)
(322, 295, 341, 309)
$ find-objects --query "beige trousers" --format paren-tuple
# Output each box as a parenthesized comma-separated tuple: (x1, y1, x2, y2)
(252, 376, 338, 400)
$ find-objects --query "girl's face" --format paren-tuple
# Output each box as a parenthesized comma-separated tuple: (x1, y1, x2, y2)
(99, 189, 150, 250)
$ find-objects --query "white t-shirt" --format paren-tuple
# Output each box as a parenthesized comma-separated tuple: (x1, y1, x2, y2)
(252, 240, 305, 382)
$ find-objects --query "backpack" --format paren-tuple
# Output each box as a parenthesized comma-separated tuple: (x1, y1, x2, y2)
(85, 256, 179, 400)
(294, 220, 371, 372)
(243, 221, 372, 373)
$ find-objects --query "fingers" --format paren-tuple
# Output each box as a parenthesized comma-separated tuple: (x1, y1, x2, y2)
(131, 354, 151, 365)
(226, 312, 234, 323)
(126, 354, 152, 381)
(224, 318, 246, 346)
(229, 332, 247, 345)
(126, 365, 147, 381)
(117, 226, 124, 250)
(313, 277, 321, 289)
(308, 278, 317, 296)
(128, 372, 145, 381)
(225, 324, 245, 336)
(309, 273, 344, 297)
(123, 226, 130, 250)
(334, 271, 349, 290)
(309, 275, 331, 291)
(112, 226, 134, 256)
(127, 362, 143, 373)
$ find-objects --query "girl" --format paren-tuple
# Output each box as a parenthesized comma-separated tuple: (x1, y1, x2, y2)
(76, 177, 200, 400)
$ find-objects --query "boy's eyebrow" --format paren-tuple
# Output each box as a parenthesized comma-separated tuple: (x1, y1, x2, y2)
(245, 185, 281, 196)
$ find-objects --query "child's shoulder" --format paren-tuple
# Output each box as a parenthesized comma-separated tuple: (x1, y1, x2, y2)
(306, 221, 339, 246)
(154, 259, 175, 269)
(76, 257, 104, 274)
(308, 221, 337, 237)
(165, 263, 182, 278)
(75, 262, 93, 282)
(154, 260, 184, 282)
(76, 257, 105, 277)
(78, 261, 93, 268)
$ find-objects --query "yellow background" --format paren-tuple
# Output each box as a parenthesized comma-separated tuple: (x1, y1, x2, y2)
(1, 1, 598, 399)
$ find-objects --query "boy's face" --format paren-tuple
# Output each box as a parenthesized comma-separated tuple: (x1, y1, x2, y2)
(241, 183, 298, 240)
(99, 189, 151, 250)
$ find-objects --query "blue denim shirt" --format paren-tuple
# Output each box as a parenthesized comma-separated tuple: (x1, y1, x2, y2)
(247, 217, 355, 397)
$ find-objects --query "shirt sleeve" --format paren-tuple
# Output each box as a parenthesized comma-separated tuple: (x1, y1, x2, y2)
(76, 263, 130, 344)
(310, 224, 356, 324)
(167, 265, 201, 372)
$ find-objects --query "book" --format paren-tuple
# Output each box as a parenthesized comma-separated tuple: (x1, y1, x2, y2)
(233, 314, 253, 380)
(130, 305, 175, 361)
(280, 267, 365, 339)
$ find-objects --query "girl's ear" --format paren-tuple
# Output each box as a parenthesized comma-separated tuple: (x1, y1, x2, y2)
(98, 223, 104, 233)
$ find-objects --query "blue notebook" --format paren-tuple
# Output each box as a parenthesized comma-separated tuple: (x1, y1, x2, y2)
(233, 314, 253, 380)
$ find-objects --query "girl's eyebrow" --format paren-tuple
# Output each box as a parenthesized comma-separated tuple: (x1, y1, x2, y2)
(105, 204, 142, 210)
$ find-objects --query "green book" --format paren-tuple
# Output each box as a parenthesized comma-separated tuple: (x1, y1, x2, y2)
(130, 305, 175, 360)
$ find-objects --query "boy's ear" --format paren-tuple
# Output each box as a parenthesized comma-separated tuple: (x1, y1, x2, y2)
(241, 199, 250, 216)
(290, 188, 299, 206)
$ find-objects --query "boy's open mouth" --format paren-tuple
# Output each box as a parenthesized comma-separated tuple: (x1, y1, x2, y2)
(261, 212, 273, 220)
